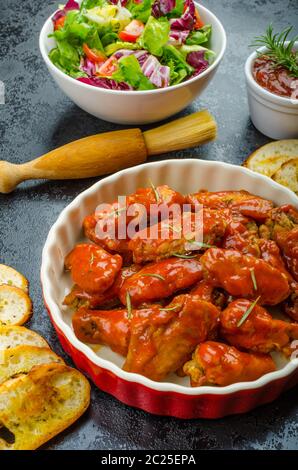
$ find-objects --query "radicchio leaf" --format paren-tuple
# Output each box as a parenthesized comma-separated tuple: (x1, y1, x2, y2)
(109, 0, 128, 5)
(114, 49, 149, 66)
(52, 0, 79, 23)
(141, 55, 170, 87)
(64, 0, 80, 11)
(77, 77, 133, 90)
(170, 0, 195, 31)
(168, 29, 189, 45)
(80, 57, 97, 76)
(187, 50, 209, 75)
(152, 0, 176, 18)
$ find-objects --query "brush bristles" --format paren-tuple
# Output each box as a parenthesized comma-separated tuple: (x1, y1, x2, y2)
(144, 110, 217, 156)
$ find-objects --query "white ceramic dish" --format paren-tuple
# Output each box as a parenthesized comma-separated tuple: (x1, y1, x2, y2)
(245, 43, 298, 139)
(39, 2, 226, 125)
(41, 159, 298, 418)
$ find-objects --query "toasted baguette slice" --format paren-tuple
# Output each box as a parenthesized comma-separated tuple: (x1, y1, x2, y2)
(272, 158, 298, 194)
(243, 140, 298, 177)
(0, 345, 64, 385)
(0, 285, 32, 326)
(0, 363, 90, 450)
(0, 326, 48, 350)
(0, 264, 28, 293)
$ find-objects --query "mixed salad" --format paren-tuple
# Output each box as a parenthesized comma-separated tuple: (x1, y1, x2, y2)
(49, 0, 215, 90)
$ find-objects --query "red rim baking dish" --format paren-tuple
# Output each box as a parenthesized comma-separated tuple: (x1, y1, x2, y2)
(41, 159, 298, 418)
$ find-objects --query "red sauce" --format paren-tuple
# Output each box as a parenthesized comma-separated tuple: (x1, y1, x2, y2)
(253, 56, 298, 99)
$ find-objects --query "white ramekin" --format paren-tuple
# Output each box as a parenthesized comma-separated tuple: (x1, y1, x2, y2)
(245, 44, 298, 139)
(39, 2, 226, 125)
(41, 159, 298, 418)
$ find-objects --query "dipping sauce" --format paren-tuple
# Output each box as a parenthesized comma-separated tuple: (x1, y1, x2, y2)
(253, 56, 298, 99)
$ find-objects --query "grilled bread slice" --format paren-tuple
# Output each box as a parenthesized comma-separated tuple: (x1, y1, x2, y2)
(243, 139, 298, 177)
(0, 363, 90, 450)
(0, 326, 48, 350)
(0, 285, 32, 326)
(0, 264, 29, 293)
(272, 158, 298, 194)
(0, 345, 64, 385)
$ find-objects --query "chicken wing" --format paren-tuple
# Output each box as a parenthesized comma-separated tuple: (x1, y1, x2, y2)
(191, 280, 227, 310)
(123, 295, 220, 381)
(119, 257, 203, 306)
(63, 264, 141, 309)
(65, 243, 122, 294)
(183, 341, 276, 387)
(83, 185, 185, 254)
(200, 248, 290, 305)
(186, 190, 273, 221)
(220, 299, 298, 354)
(128, 209, 227, 263)
(260, 205, 298, 281)
(72, 307, 130, 356)
(222, 218, 260, 256)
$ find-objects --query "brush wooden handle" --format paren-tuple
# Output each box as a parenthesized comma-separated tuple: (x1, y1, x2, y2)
(0, 110, 216, 193)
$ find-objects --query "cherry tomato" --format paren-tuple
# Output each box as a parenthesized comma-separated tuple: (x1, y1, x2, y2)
(118, 20, 144, 43)
(54, 16, 66, 31)
(194, 9, 205, 29)
(83, 43, 106, 64)
(97, 56, 118, 76)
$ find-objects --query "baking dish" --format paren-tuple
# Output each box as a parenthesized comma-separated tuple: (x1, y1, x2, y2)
(41, 159, 298, 418)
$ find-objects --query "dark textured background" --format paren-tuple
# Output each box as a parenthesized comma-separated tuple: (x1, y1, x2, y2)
(1, 0, 298, 450)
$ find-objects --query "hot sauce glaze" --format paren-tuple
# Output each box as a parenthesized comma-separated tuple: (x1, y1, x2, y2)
(253, 56, 298, 98)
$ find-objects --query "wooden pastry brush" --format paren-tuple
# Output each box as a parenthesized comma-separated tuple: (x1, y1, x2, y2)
(0, 110, 216, 193)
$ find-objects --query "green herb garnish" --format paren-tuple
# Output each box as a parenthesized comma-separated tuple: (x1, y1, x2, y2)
(110, 206, 127, 217)
(251, 25, 298, 77)
(237, 296, 261, 328)
(148, 178, 160, 203)
(160, 304, 182, 312)
(162, 223, 181, 234)
(173, 253, 197, 259)
(187, 240, 215, 249)
(140, 273, 166, 281)
(250, 268, 258, 291)
(126, 292, 132, 320)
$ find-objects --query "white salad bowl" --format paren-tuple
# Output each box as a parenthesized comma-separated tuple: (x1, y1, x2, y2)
(41, 159, 298, 419)
(39, 2, 226, 124)
(245, 43, 298, 140)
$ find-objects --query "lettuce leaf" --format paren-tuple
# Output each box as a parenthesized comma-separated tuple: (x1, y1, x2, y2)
(101, 31, 119, 46)
(162, 44, 193, 84)
(49, 46, 86, 78)
(80, 0, 107, 9)
(126, 0, 153, 23)
(168, 0, 184, 18)
(105, 41, 141, 55)
(112, 54, 155, 90)
(180, 44, 216, 63)
(138, 16, 170, 56)
(185, 24, 212, 46)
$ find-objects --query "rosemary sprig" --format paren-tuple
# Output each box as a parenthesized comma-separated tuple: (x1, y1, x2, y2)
(126, 292, 132, 320)
(187, 240, 215, 249)
(148, 178, 160, 203)
(250, 267, 258, 291)
(139, 273, 166, 281)
(110, 206, 127, 217)
(90, 253, 95, 266)
(237, 296, 261, 328)
(160, 304, 182, 312)
(162, 223, 181, 234)
(251, 24, 298, 77)
(173, 253, 197, 259)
